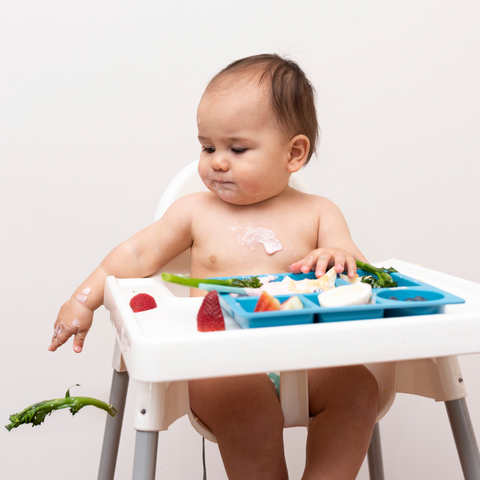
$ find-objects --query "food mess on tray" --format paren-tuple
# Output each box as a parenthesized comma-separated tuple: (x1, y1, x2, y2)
(253, 291, 304, 312)
(248, 268, 337, 296)
(318, 283, 372, 308)
(389, 296, 428, 302)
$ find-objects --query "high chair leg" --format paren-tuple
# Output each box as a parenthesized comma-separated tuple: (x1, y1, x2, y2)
(98, 369, 130, 480)
(367, 423, 385, 480)
(445, 398, 480, 480)
(132, 431, 159, 480)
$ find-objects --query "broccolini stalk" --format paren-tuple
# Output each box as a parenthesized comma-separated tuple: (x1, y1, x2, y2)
(355, 260, 398, 288)
(5, 385, 117, 432)
(161, 273, 263, 289)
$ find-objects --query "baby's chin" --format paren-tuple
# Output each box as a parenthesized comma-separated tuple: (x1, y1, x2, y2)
(206, 186, 261, 206)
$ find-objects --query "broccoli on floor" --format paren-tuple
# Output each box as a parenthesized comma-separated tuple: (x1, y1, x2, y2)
(5, 385, 117, 431)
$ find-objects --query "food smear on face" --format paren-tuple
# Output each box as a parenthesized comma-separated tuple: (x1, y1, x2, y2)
(238, 226, 282, 254)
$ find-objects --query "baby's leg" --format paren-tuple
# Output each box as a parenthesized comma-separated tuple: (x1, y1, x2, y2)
(303, 366, 378, 480)
(189, 374, 288, 480)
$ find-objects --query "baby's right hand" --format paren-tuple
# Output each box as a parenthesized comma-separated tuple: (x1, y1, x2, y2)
(48, 299, 94, 353)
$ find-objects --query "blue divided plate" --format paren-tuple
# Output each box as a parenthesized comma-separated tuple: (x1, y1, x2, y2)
(216, 270, 465, 329)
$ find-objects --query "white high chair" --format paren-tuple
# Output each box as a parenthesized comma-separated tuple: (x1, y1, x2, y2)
(98, 161, 480, 480)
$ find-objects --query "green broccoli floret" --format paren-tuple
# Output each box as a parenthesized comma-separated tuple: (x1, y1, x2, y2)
(5, 385, 117, 431)
(355, 260, 398, 288)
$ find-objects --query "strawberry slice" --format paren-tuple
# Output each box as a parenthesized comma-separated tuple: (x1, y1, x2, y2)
(254, 291, 281, 312)
(197, 291, 225, 332)
(130, 293, 157, 312)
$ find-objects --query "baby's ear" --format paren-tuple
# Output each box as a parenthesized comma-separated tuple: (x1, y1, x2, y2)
(287, 135, 310, 173)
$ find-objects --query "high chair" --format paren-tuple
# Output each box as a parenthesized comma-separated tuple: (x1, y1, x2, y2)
(98, 161, 480, 480)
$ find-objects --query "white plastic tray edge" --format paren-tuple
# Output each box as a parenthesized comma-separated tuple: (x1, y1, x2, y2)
(103, 263, 480, 383)
(378, 259, 480, 297)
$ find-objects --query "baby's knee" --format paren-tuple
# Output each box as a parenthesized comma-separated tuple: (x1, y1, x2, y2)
(309, 365, 379, 418)
(189, 375, 284, 441)
(349, 365, 379, 415)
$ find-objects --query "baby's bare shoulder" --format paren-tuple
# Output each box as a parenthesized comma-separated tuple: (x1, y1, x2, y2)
(289, 189, 338, 212)
(161, 192, 228, 230)
(176, 191, 220, 206)
(167, 191, 220, 213)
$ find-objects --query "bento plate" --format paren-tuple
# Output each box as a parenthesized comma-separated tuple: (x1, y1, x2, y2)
(215, 271, 465, 329)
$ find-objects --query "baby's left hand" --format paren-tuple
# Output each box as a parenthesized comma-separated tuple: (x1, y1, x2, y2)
(289, 247, 357, 278)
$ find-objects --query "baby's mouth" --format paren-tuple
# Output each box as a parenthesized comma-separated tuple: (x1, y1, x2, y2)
(212, 179, 234, 186)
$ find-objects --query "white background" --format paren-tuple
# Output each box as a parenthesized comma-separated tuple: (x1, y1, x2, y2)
(1, 1, 479, 479)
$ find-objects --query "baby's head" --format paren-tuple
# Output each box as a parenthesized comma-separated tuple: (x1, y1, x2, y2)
(203, 54, 319, 165)
(197, 54, 319, 205)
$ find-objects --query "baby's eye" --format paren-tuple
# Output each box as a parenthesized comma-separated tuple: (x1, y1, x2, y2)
(202, 147, 215, 154)
(231, 147, 247, 154)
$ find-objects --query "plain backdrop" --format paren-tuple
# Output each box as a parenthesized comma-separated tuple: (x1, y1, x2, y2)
(1, 1, 479, 479)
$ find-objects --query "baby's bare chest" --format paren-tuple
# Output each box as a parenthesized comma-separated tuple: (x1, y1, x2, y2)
(190, 206, 320, 278)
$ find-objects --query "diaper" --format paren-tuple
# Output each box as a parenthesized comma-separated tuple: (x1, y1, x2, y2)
(267, 372, 280, 396)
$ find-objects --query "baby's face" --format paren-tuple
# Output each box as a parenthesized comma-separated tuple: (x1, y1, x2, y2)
(197, 80, 292, 206)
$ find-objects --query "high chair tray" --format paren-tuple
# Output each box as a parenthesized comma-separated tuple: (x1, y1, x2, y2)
(104, 259, 480, 382)
(217, 271, 465, 329)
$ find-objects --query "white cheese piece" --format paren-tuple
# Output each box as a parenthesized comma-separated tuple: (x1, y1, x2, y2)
(318, 283, 372, 308)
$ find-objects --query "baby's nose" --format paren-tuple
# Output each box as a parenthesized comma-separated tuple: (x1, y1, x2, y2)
(211, 153, 229, 171)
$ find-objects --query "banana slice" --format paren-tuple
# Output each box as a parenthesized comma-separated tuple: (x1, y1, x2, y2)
(313, 267, 337, 291)
(339, 273, 361, 284)
(318, 283, 372, 308)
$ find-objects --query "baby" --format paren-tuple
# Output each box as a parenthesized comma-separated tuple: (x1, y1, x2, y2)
(49, 54, 378, 480)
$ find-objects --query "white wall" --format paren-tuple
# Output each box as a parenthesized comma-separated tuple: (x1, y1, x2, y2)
(1, 1, 479, 479)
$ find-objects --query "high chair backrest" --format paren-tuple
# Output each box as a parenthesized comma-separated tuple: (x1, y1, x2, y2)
(151, 160, 311, 296)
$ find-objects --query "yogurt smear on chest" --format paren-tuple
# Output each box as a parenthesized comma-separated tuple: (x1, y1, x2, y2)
(239, 226, 282, 255)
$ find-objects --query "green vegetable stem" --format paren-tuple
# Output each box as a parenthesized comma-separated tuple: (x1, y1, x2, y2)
(355, 260, 398, 288)
(161, 272, 263, 289)
(5, 385, 117, 431)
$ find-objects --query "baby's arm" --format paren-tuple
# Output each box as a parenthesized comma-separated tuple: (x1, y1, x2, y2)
(49, 196, 194, 353)
(290, 198, 367, 278)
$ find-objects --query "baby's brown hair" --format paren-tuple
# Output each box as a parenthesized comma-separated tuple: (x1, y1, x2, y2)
(207, 54, 319, 165)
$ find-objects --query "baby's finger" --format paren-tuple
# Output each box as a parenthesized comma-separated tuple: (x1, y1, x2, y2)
(73, 329, 88, 353)
(48, 327, 70, 351)
(299, 254, 317, 274)
(314, 253, 331, 277)
(288, 260, 303, 274)
(333, 251, 348, 274)
(345, 256, 357, 277)
(48, 337, 63, 352)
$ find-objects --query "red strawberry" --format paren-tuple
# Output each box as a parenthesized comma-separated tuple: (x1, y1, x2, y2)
(254, 291, 281, 312)
(197, 291, 225, 332)
(130, 293, 157, 312)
